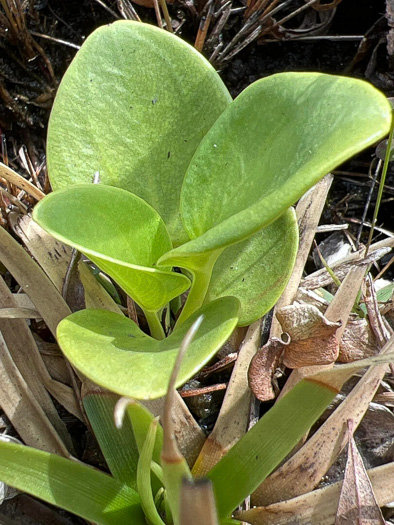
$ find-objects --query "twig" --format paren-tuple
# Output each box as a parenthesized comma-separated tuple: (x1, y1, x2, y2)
(363, 274, 392, 347)
(316, 224, 348, 232)
(92, 0, 120, 18)
(29, 31, 80, 50)
(153, 0, 164, 29)
(159, 0, 174, 32)
(269, 0, 322, 32)
(195, 0, 215, 51)
(263, 35, 365, 42)
(374, 255, 394, 280)
(356, 158, 382, 248)
(366, 110, 394, 254)
(116, 0, 141, 21)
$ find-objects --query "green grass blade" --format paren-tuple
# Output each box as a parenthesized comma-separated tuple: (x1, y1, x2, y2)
(137, 418, 166, 525)
(207, 379, 336, 519)
(0, 441, 145, 525)
(83, 391, 140, 489)
(119, 399, 164, 465)
(114, 397, 164, 495)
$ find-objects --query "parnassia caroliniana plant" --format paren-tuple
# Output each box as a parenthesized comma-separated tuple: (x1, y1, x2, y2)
(0, 19, 392, 525)
(30, 20, 391, 400)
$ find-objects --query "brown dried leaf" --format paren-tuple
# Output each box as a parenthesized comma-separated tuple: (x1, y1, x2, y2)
(335, 420, 385, 525)
(238, 461, 394, 525)
(11, 214, 85, 312)
(192, 321, 261, 475)
(11, 214, 72, 292)
(143, 393, 206, 468)
(311, 0, 343, 12)
(270, 174, 334, 338)
(0, 225, 70, 338)
(277, 304, 341, 368)
(248, 338, 284, 401)
(0, 277, 82, 424)
(339, 318, 378, 362)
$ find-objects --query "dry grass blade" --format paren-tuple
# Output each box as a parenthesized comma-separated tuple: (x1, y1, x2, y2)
(302, 238, 394, 290)
(116, 0, 141, 21)
(11, 214, 73, 293)
(192, 320, 261, 476)
(0, 307, 41, 319)
(0, 276, 82, 423)
(270, 174, 333, 338)
(0, 331, 70, 456)
(144, 393, 205, 467)
(179, 478, 219, 525)
(237, 460, 394, 524)
(252, 333, 394, 507)
(249, 175, 333, 400)
(364, 274, 392, 345)
(0, 228, 82, 420)
(11, 293, 37, 308)
(0, 225, 70, 337)
(0, 162, 45, 201)
(78, 260, 123, 315)
(37, 342, 73, 387)
(334, 420, 385, 525)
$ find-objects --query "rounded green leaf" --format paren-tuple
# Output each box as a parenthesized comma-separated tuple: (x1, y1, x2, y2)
(178, 73, 391, 255)
(33, 184, 190, 313)
(47, 20, 232, 246)
(206, 208, 298, 326)
(56, 297, 240, 399)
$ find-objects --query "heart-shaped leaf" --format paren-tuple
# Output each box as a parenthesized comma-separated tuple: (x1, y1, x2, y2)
(206, 208, 298, 326)
(164, 73, 391, 260)
(56, 297, 240, 399)
(33, 184, 190, 315)
(47, 20, 232, 246)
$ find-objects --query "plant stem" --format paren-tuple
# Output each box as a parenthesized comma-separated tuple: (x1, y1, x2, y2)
(175, 250, 222, 327)
(144, 310, 166, 340)
(366, 109, 394, 254)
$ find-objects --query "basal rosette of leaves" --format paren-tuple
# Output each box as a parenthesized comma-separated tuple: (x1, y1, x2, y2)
(33, 20, 391, 400)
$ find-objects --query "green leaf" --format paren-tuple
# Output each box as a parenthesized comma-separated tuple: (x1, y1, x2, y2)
(171, 73, 391, 258)
(0, 441, 144, 525)
(83, 392, 140, 489)
(33, 184, 190, 315)
(56, 297, 240, 399)
(206, 208, 298, 326)
(47, 20, 231, 246)
(360, 282, 394, 314)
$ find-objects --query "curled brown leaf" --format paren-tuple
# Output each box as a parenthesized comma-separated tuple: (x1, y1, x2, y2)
(339, 317, 378, 362)
(277, 303, 341, 368)
(248, 338, 284, 401)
